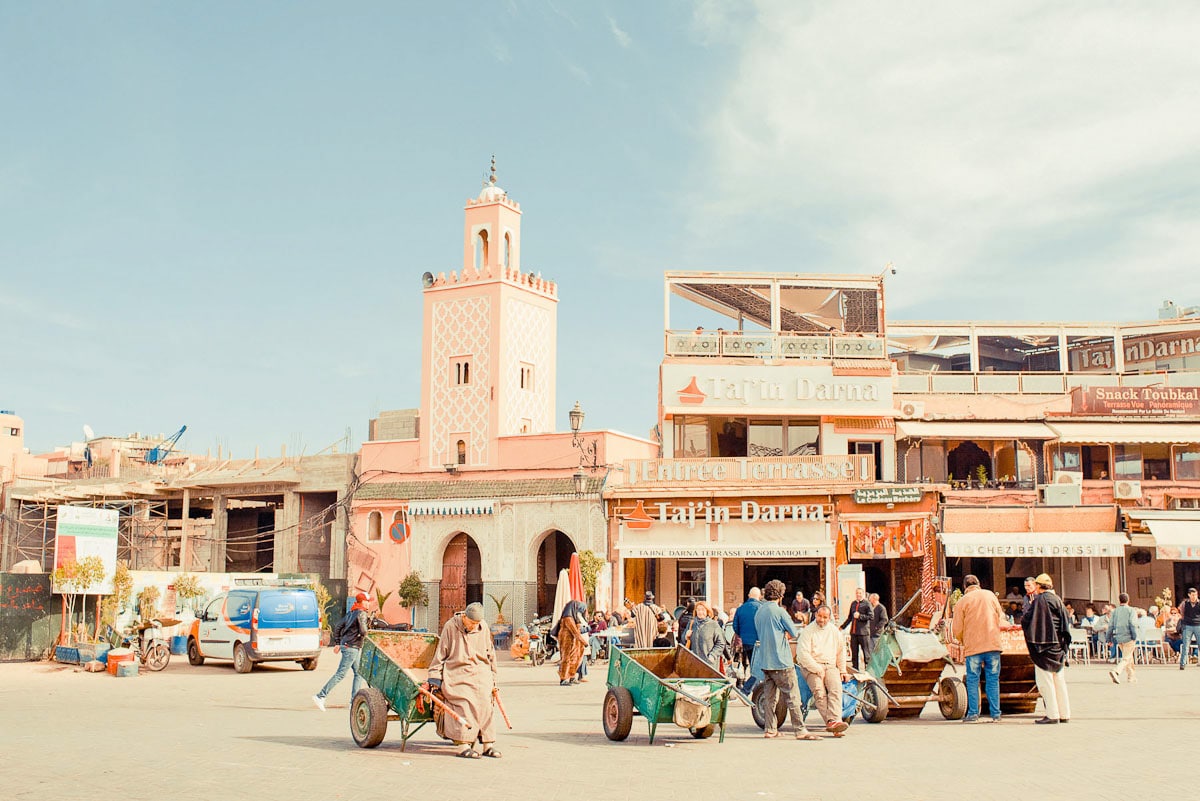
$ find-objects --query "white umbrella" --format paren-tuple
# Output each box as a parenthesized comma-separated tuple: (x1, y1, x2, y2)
(552, 569, 571, 625)
(594, 563, 612, 613)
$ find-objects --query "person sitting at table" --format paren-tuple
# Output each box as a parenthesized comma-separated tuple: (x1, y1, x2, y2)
(1164, 607, 1183, 655)
(1093, 604, 1114, 660)
(1064, 603, 1080, 628)
(1080, 605, 1097, 629)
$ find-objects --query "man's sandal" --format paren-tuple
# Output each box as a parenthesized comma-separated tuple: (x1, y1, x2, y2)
(481, 747, 502, 758)
(458, 748, 482, 759)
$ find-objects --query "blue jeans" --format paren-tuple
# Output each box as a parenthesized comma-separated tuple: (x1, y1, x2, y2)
(964, 651, 1002, 719)
(1179, 626, 1200, 667)
(316, 645, 362, 699)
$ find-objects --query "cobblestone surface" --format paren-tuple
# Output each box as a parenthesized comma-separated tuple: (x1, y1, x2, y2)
(0, 651, 1194, 801)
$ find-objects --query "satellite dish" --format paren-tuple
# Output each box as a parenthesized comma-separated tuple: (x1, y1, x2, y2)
(421, 271, 435, 288)
(83, 424, 95, 441)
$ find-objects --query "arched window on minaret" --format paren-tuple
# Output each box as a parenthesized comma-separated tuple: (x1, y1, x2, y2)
(456, 439, 467, 465)
(474, 229, 489, 271)
(503, 232, 512, 268)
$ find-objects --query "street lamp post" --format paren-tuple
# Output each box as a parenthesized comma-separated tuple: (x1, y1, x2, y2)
(569, 401, 599, 497)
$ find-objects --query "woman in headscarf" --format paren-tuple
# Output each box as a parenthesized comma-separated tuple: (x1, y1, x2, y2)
(553, 600, 589, 686)
(688, 602, 729, 669)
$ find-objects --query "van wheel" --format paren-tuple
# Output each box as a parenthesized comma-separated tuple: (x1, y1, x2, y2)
(187, 638, 205, 666)
(300, 656, 319, 671)
(233, 642, 254, 673)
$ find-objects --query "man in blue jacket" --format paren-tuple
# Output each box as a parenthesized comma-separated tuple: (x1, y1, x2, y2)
(1108, 593, 1139, 684)
(732, 587, 762, 692)
(754, 580, 820, 741)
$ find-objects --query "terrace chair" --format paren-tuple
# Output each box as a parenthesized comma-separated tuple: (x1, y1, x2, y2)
(1067, 628, 1090, 666)
(1135, 627, 1166, 665)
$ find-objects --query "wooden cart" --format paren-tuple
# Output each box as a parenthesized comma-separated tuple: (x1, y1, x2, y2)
(602, 646, 736, 744)
(349, 631, 440, 750)
(860, 627, 966, 723)
(945, 626, 1040, 715)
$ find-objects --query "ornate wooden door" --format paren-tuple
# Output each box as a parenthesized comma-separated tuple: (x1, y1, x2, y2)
(440, 533, 468, 628)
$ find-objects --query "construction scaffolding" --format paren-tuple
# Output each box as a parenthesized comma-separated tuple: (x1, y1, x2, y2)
(1, 499, 169, 572)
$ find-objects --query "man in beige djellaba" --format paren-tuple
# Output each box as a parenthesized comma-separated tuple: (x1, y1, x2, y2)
(427, 602, 501, 759)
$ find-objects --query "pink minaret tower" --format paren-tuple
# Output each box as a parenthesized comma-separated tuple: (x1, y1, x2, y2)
(418, 157, 559, 469)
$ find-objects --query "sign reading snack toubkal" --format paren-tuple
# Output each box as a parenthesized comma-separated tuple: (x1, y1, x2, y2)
(53, 506, 118, 594)
(1070, 386, 1200, 416)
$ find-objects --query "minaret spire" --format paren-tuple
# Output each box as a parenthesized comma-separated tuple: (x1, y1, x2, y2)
(489, 154, 497, 186)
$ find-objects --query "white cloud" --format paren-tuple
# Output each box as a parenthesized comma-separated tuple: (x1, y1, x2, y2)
(567, 62, 592, 85)
(608, 15, 632, 48)
(690, 1, 1200, 319)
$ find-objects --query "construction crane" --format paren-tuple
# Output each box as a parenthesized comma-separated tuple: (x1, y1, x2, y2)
(145, 425, 187, 465)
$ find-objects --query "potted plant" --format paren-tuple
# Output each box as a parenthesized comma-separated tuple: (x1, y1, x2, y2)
(173, 572, 206, 617)
(398, 571, 430, 628)
(487, 592, 509, 625)
(310, 580, 334, 645)
(50, 555, 106, 646)
(137, 585, 161, 623)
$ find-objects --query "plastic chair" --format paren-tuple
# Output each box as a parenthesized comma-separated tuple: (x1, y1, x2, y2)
(1068, 628, 1090, 666)
(1135, 628, 1166, 665)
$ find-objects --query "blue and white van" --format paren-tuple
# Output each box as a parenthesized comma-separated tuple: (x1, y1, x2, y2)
(187, 587, 321, 673)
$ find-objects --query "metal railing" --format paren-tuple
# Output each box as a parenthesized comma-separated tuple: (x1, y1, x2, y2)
(665, 330, 887, 360)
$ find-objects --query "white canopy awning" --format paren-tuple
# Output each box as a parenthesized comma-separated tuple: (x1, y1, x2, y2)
(407, 499, 495, 516)
(1047, 422, 1200, 444)
(1145, 519, 1200, 561)
(895, 421, 1057, 440)
(939, 531, 1128, 558)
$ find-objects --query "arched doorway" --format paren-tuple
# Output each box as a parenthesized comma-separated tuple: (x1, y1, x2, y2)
(535, 530, 575, 617)
(948, 441, 991, 485)
(440, 532, 483, 628)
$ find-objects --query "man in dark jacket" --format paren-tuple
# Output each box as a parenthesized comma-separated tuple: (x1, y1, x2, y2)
(732, 588, 763, 692)
(312, 591, 371, 711)
(841, 588, 873, 670)
(1179, 587, 1200, 670)
(1021, 574, 1072, 724)
(868, 593, 889, 654)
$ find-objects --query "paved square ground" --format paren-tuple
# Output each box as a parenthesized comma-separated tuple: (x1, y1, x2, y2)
(0, 650, 1194, 801)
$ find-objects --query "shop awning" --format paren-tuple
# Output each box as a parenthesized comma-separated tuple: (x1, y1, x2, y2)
(1047, 422, 1200, 444)
(1144, 519, 1200, 560)
(407, 499, 495, 516)
(895, 421, 1057, 440)
(939, 531, 1128, 558)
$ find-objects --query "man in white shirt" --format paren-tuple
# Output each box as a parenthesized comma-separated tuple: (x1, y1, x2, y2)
(797, 605, 850, 736)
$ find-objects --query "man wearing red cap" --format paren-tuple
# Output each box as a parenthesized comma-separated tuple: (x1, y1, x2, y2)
(312, 591, 372, 711)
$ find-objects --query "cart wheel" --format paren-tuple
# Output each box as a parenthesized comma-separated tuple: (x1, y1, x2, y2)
(299, 656, 319, 671)
(186, 637, 205, 666)
(351, 688, 389, 748)
(602, 687, 634, 741)
(233, 642, 254, 673)
(690, 724, 715, 739)
(144, 641, 170, 672)
(750, 684, 787, 730)
(939, 676, 968, 720)
(859, 682, 889, 724)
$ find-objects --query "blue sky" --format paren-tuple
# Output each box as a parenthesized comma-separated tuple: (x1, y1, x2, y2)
(4, 2, 1199, 456)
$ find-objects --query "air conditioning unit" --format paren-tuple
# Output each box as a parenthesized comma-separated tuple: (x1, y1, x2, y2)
(1041, 483, 1082, 507)
(1113, 480, 1142, 500)
(1053, 472, 1083, 486)
(899, 401, 925, 419)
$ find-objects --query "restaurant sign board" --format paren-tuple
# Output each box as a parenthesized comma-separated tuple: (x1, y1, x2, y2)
(1070, 386, 1200, 417)
(852, 487, 924, 505)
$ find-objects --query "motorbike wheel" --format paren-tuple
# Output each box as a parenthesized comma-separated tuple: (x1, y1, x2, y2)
(532, 649, 544, 667)
(143, 641, 170, 672)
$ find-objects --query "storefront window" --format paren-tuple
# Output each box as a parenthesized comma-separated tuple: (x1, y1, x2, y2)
(1113, 444, 1141, 480)
(1143, 444, 1171, 480)
(1052, 444, 1109, 479)
(786, 421, 820, 456)
(994, 441, 1034, 485)
(748, 420, 784, 457)
(673, 416, 710, 458)
(677, 562, 706, 603)
(714, 418, 747, 457)
(1175, 446, 1200, 480)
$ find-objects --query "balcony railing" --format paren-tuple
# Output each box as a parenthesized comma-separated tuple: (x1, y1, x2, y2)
(666, 330, 887, 360)
(896, 370, 1200, 394)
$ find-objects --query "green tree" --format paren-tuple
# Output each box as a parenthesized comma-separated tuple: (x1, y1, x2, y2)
(398, 571, 430, 625)
(51, 555, 107, 644)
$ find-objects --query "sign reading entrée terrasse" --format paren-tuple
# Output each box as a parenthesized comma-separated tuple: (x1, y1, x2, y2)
(624, 455, 875, 487)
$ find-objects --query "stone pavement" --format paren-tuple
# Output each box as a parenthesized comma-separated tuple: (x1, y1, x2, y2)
(0, 650, 1194, 801)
